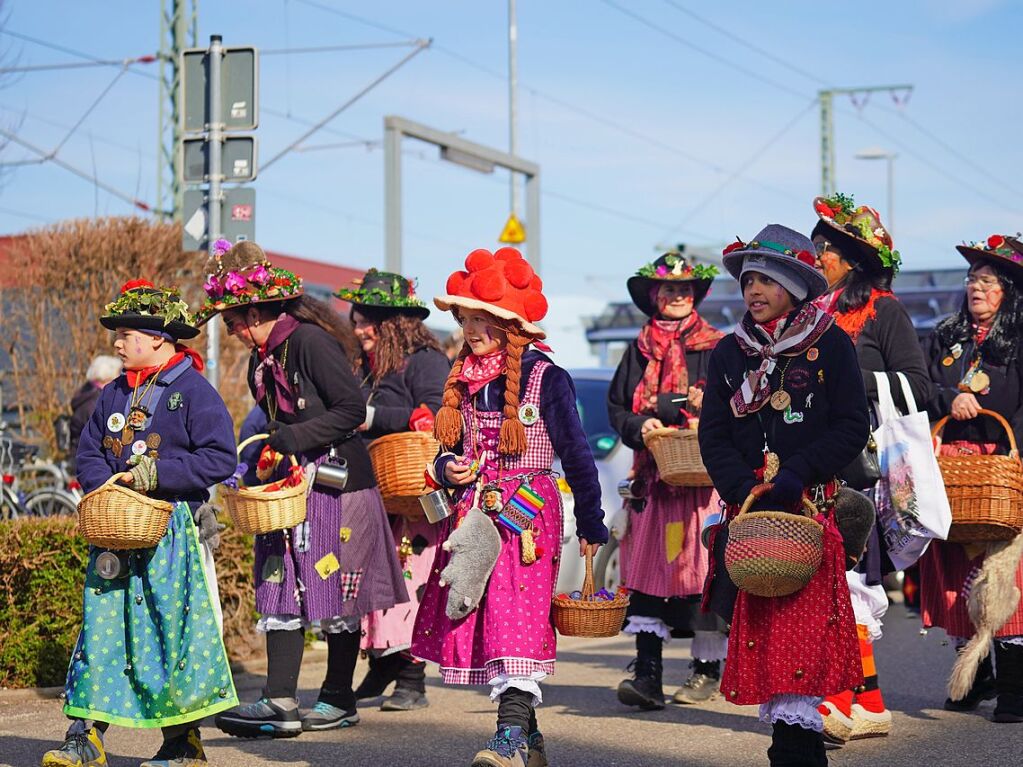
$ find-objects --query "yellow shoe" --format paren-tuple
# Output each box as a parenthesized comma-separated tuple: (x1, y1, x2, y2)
(41, 726, 107, 767)
(819, 701, 854, 743)
(848, 703, 892, 739)
(139, 727, 208, 766)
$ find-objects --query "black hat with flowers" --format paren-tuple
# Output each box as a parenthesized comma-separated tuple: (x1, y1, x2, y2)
(811, 192, 901, 274)
(627, 253, 719, 316)
(100, 279, 199, 340)
(957, 233, 1023, 278)
(335, 268, 429, 320)
(195, 239, 304, 326)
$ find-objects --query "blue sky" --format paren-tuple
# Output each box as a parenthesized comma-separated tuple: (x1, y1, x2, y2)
(1, 0, 1021, 337)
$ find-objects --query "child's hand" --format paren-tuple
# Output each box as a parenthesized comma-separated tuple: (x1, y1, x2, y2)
(578, 538, 602, 558)
(444, 458, 479, 486)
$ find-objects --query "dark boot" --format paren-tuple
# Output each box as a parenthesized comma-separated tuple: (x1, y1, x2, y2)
(616, 657, 664, 710)
(381, 656, 429, 711)
(993, 640, 1023, 723)
(767, 722, 826, 767)
(945, 652, 996, 711)
(354, 652, 403, 700)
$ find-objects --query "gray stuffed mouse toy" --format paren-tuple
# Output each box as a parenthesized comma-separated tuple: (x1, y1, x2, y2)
(438, 507, 502, 620)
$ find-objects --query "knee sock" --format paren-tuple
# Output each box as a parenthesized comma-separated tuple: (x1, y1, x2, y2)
(265, 628, 305, 700)
(528, 707, 538, 736)
(321, 630, 360, 709)
(856, 624, 886, 712)
(636, 630, 663, 665)
(497, 688, 533, 732)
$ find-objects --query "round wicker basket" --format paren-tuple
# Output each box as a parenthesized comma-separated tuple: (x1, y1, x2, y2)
(222, 433, 308, 536)
(78, 472, 174, 550)
(643, 426, 712, 487)
(368, 431, 439, 519)
(551, 550, 629, 637)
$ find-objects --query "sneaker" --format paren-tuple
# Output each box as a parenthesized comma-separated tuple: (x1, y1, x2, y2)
(380, 688, 429, 711)
(41, 726, 106, 767)
(215, 697, 302, 739)
(471, 725, 528, 767)
(616, 659, 665, 711)
(672, 660, 721, 704)
(819, 701, 854, 743)
(139, 728, 206, 766)
(354, 654, 402, 700)
(847, 703, 892, 739)
(300, 701, 360, 732)
(526, 731, 548, 767)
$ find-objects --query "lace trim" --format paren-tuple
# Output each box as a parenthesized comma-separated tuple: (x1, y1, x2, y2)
(998, 636, 1023, 647)
(846, 571, 887, 642)
(623, 615, 672, 642)
(691, 630, 728, 662)
(488, 671, 547, 707)
(318, 615, 362, 635)
(759, 694, 824, 732)
(256, 614, 305, 633)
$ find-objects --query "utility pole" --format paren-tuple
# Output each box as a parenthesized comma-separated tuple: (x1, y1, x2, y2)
(508, 0, 519, 218)
(206, 34, 225, 390)
(157, 0, 198, 222)
(818, 84, 912, 196)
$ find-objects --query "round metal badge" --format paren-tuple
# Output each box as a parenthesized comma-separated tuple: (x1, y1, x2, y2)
(518, 403, 540, 426)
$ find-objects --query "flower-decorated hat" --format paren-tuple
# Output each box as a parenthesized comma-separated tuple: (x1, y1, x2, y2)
(434, 247, 547, 338)
(626, 253, 719, 316)
(195, 239, 303, 325)
(100, 279, 199, 340)
(957, 233, 1023, 277)
(722, 224, 829, 302)
(811, 192, 901, 273)
(335, 268, 429, 320)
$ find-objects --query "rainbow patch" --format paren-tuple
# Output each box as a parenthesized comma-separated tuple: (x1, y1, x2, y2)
(497, 483, 545, 534)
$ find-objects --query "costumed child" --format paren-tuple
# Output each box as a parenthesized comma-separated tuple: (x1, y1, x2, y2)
(197, 241, 408, 737)
(411, 248, 609, 767)
(336, 268, 451, 711)
(699, 225, 870, 767)
(607, 252, 729, 710)
(42, 280, 238, 767)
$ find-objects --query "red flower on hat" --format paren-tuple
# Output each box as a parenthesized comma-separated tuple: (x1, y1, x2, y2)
(795, 250, 815, 267)
(988, 234, 1006, 250)
(722, 240, 746, 256)
(121, 279, 154, 293)
(815, 201, 838, 218)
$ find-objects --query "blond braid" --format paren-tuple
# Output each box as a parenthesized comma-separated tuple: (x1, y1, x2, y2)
(434, 342, 471, 449)
(498, 327, 530, 456)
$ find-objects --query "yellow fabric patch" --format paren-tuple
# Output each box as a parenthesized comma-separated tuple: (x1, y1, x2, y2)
(314, 553, 340, 580)
(339, 527, 352, 542)
(665, 521, 685, 563)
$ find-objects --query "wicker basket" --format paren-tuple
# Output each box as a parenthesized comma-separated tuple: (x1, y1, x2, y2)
(643, 426, 712, 487)
(222, 433, 308, 536)
(725, 485, 823, 598)
(368, 431, 439, 519)
(932, 409, 1023, 543)
(78, 472, 174, 550)
(551, 550, 629, 637)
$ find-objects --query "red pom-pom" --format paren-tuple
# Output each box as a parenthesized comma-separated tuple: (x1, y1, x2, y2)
(795, 250, 815, 267)
(121, 278, 154, 293)
(988, 234, 1006, 250)
(529, 275, 543, 291)
(494, 247, 522, 262)
(472, 269, 507, 301)
(522, 291, 548, 322)
(465, 249, 495, 272)
(445, 270, 469, 295)
(504, 258, 534, 289)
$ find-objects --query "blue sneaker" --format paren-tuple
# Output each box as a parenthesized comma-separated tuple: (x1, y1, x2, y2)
(472, 725, 528, 767)
(301, 700, 360, 731)
(215, 697, 302, 739)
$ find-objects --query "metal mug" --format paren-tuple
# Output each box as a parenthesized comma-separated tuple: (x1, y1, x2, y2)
(617, 477, 648, 500)
(419, 488, 454, 524)
(95, 550, 130, 580)
(313, 447, 349, 491)
(701, 511, 723, 549)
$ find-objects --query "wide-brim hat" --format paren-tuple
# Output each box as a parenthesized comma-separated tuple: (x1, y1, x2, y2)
(811, 193, 901, 274)
(721, 224, 829, 302)
(956, 234, 1023, 280)
(195, 239, 304, 326)
(335, 269, 429, 320)
(435, 247, 547, 338)
(100, 280, 199, 340)
(626, 253, 718, 317)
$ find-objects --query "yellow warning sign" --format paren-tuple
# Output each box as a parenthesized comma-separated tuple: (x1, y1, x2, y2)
(498, 213, 526, 244)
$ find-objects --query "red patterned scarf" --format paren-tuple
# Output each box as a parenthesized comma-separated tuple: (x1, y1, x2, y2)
(458, 350, 508, 396)
(632, 313, 723, 415)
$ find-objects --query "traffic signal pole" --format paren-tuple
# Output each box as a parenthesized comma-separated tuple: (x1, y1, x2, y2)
(206, 34, 224, 390)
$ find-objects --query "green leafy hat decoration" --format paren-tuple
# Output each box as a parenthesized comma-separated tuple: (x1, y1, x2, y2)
(812, 192, 901, 274)
(626, 253, 719, 316)
(335, 268, 430, 319)
(100, 279, 199, 340)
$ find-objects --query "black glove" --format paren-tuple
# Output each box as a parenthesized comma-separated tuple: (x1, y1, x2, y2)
(193, 502, 226, 551)
(766, 468, 804, 508)
(266, 423, 299, 454)
(655, 393, 689, 426)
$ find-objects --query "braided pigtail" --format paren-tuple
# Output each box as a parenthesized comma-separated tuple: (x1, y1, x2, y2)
(434, 342, 471, 450)
(498, 327, 530, 456)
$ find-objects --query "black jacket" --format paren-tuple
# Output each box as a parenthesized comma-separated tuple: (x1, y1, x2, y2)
(69, 382, 102, 465)
(360, 347, 450, 438)
(699, 322, 870, 506)
(852, 296, 933, 413)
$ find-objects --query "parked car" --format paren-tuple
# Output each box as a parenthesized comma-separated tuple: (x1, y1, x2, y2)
(555, 368, 632, 596)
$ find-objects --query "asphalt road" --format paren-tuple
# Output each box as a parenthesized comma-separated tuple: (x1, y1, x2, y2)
(1, 602, 1018, 766)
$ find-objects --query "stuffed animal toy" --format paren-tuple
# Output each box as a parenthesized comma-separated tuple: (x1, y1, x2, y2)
(833, 487, 875, 570)
(439, 507, 502, 620)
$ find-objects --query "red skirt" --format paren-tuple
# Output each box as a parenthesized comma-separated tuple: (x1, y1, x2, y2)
(720, 512, 863, 705)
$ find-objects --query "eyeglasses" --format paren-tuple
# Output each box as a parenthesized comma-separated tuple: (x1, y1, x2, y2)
(964, 276, 1001, 290)
(813, 239, 830, 257)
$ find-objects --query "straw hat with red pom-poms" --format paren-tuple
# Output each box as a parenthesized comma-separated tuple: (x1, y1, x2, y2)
(434, 247, 548, 337)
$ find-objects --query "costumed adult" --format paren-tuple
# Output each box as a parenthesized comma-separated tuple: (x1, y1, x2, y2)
(43, 280, 238, 767)
(67, 355, 122, 472)
(411, 247, 608, 767)
(607, 252, 728, 710)
(919, 233, 1023, 723)
(199, 240, 407, 738)
(811, 192, 933, 741)
(700, 225, 870, 767)
(335, 269, 451, 711)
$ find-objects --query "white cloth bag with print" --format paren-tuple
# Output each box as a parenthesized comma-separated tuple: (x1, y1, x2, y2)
(872, 372, 952, 570)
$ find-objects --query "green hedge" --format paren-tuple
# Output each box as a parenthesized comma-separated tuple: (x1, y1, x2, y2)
(0, 517, 258, 689)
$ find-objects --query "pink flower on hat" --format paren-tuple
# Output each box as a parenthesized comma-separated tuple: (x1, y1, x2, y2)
(213, 238, 233, 257)
(249, 264, 271, 286)
(203, 274, 224, 298)
(223, 271, 246, 294)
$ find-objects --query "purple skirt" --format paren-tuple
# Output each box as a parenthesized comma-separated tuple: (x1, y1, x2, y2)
(253, 484, 408, 623)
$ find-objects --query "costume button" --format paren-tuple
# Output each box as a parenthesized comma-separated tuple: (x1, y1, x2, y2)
(135, 595, 143, 605)
(178, 660, 187, 670)
(794, 669, 804, 679)
(855, 684, 866, 694)
(219, 689, 228, 698)
(184, 605, 190, 614)
(519, 584, 526, 591)
(729, 690, 738, 698)
(124, 664, 132, 674)
(75, 652, 83, 661)
(746, 640, 755, 649)
(424, 629, 432, 637)
(93, 588, 102, 595)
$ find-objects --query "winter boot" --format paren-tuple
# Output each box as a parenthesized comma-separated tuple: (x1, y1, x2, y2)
(381, 656, 429, 711)
(471, 724, 529, 767)
(672, 659, 721, 704)
(616, 657, 665, 710)
(945, 652, 996, 711)
(767, 721, 827, 767)
(139, 727, 206, 766)
(354, 652, 403, 700)
(214, 697, 302, 738)
(526, 731, 548, 767)
(41, 722, 106, 767)
(993, 640, 1023, 723)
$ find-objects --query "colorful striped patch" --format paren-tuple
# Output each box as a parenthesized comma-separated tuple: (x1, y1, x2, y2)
(497, 483, 545, 534)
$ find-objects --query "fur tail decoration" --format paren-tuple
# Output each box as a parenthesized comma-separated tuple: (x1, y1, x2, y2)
(948, 533, 1023, 701)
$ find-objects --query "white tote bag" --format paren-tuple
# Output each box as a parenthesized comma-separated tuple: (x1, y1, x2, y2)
(872, 372, 952, 570)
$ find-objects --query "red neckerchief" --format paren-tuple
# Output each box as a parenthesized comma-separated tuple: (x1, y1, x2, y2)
(632, 312, 723, 415)
(124, 346, 202, 386)
(254, 314, 301, 415)
(834, 288, 894, 343)
(973, 323, 991, 346)
(458, 350, 507, 396)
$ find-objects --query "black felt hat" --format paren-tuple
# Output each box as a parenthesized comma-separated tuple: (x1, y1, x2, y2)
(100, 280, 199, 340)
(626, 253, 718, 317)
(335, 268, 430, 320)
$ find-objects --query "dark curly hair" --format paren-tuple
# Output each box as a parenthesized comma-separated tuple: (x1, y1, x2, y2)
(351, 306, 441, 381)
(935, 260, 1023, 366)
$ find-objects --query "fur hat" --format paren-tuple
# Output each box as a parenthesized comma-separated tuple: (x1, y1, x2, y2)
(722, 224, 829, 302)
(626, 253, 718, 316)
(335, 268, 429, 319)
(195, 239, 303, 326)
(811, 193, 901, 274)
(100, 279, 199, 340)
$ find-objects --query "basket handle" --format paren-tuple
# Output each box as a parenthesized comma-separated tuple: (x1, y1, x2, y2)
(931, 408, 1019, 459)
(579, 549, 597, 601)
(738, 482, 818, 518)
(104, 471, 134, 487)
(236, 431, 301, 469)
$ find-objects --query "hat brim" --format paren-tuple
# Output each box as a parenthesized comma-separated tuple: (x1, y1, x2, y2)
(625, 275, 713, 317)
(814, 218, 889, 273)
(723, 250, 829, 302)
(433, 295, 545, 338)
(195, 289, 306, 326)
(100, 313, 199, 340)
(956, 245, 1023, 280)
(343, 299, 430, 320)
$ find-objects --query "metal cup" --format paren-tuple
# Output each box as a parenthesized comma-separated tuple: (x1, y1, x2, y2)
(617, 477, 648, 500)
(313, 448, 349, 491)
(95, 550, 130, 580)
(701, 511, 723, 549)
(419, 488, 454, 524)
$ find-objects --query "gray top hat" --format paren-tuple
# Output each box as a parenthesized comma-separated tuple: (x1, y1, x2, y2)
(722, 224, 829, 302)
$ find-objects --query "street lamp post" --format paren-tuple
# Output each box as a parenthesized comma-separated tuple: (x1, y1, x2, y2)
(855, 147, 897, 233)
